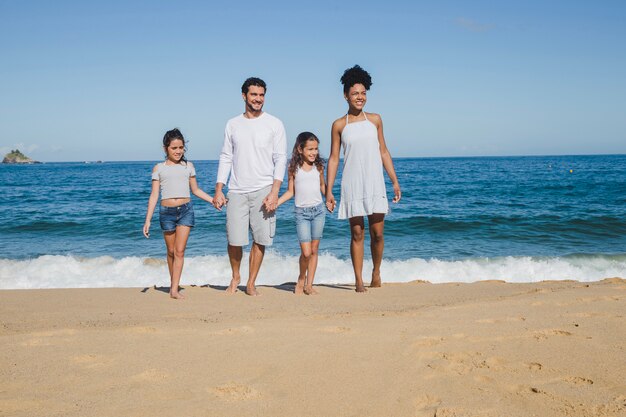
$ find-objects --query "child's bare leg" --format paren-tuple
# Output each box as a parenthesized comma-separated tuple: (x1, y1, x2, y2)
(226, 244, 242, 294)
(349, 217, 367, 292)
(163, 231, 175, 288)
(304, 240, 320, 295)
(296, 242, 312, 295)
(168, 226, 191, 299)
(368, 214, 385, 288)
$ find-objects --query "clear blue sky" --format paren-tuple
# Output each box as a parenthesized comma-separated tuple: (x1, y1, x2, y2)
(1, 1, 625, 162)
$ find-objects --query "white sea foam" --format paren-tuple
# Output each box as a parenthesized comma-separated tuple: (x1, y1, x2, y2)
(1, 252, 625, 290)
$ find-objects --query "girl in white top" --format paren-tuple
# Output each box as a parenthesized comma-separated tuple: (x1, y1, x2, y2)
(326, 65, 402, 293)
(278, 132, 327, 295)
(143, 128, 214, 299)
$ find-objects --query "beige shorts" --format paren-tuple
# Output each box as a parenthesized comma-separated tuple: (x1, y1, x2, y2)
(226, 186, 276, 246)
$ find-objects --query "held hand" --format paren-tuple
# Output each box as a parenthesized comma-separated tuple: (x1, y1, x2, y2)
(263, 192, 278, 212)
(213, 190, 227, 211)
(326, 194, 336, 213)
(392, 183, 402, 203)
(143, 222, 150, 239)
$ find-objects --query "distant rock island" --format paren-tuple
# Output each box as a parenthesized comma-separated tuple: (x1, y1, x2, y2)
(2, 149, 40, 164)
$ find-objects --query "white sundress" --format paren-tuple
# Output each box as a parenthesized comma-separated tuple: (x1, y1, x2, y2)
(338, 113, 389, 219)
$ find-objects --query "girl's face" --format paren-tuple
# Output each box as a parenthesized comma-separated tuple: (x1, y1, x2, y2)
(165, 139, 185, 162)
(345, 83, 367, 111)
(299, 139, 319, 164)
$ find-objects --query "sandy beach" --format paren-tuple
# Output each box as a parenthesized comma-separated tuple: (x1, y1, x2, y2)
(1, 279, 625, 417)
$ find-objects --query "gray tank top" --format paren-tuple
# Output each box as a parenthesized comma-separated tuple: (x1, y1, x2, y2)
(151, 162, 196, 199)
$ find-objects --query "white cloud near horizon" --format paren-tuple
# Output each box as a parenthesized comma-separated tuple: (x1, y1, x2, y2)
(455, 17, 495, 33)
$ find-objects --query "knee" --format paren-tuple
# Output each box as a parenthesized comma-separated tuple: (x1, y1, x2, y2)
(371, 230, 384, 244)
(174, 248, 185, 259)
(301, 250, 312, 260)
(166, 249, 175, 259)
(351, 229, 365, 243)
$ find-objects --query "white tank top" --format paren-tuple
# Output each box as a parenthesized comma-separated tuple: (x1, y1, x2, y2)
(294, 165, 322, 208)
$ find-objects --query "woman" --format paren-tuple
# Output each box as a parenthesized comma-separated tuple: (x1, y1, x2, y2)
(326, 65, 401, 292)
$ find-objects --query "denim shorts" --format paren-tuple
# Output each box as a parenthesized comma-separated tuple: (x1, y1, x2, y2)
(159, 201, 195, 232)
(295, 203, 325, 243)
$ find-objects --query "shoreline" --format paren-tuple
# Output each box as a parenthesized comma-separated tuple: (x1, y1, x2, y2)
(2, 279, 625, 416)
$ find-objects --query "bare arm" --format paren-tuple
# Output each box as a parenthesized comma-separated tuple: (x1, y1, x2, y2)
(214, 124, 232, 210)
(189, 178, 214, 205)
(262, 179, 283, 212)
(373, 114, 401, 203)
(277, 173, 294, 207)
(325, 119, 343, 212)
(143, 166, 160, 238)
(319, 168, 326, 196)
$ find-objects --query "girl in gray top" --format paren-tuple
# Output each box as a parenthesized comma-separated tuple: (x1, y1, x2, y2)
(143, 128, 214, 299)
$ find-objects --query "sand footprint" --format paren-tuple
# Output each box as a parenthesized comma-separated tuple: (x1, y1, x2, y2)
(319, 326, 352, 334)
(412, 337, 444, 348)
(211, 326, 254, 335)
(131, 368, 169, 382)
(124, 326, 158, 334)
(532, 329, 573, 340)
(22, 328, 77, 346)
(210, 383, 261, 401)
(73, 354, 113, 370)
(564, 376, 593, 385)
(414, 394, 441, 417)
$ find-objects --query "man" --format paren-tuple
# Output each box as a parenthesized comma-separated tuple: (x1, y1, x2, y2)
(214, 77, 287, 296)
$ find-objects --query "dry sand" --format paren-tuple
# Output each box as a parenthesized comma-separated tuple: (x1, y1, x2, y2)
(1, 279, 625, 417)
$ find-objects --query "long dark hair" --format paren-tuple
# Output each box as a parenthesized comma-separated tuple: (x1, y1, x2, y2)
(162, 128, 187, 163)
(288, 132, 325, 177)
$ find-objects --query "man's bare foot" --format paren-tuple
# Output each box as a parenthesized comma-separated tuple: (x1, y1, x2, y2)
(246, 286, 260, 296)
(170, 291, 186, 299)
(294, 276, 305, 295)
(225, 276, 240, 294)
(304, 286, 318, 295)
(355, 285, 367, 293)
(370, 272, 382, 288)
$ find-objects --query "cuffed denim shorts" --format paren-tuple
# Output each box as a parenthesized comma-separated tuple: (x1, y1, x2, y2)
(159, 201, 195, 232)
(295, 203, 325, 243)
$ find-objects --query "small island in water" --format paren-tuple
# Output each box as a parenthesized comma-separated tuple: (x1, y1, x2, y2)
(2, 149, 40, 164)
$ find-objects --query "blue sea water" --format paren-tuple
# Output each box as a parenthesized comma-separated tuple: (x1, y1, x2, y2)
(1, 155, 626, 289)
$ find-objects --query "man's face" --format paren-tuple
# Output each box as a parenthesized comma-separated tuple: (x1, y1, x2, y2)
(243, 85, 265, 112)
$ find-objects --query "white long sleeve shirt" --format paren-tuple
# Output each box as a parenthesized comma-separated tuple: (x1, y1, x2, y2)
(216, 112, 287, 193)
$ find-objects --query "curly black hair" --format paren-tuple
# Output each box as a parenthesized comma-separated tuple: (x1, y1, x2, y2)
(340, 65, 372, 94)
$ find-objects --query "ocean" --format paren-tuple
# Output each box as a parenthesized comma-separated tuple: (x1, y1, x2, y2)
(1, 155, 626, 289)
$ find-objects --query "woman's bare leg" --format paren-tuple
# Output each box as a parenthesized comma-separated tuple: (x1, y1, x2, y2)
(349, 216, 366, 292)
(368, 213, 385, 287)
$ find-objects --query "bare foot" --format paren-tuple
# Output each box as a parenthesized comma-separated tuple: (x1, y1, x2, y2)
(246, 286, 260, 296)
(294, 276, 305, 295)
(304, 286, 318, 295)
(225, 276, 240, 294)
(355, 285, 368, 293)
(370, 272, 382, 288)
(170, 291, 186, 299)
